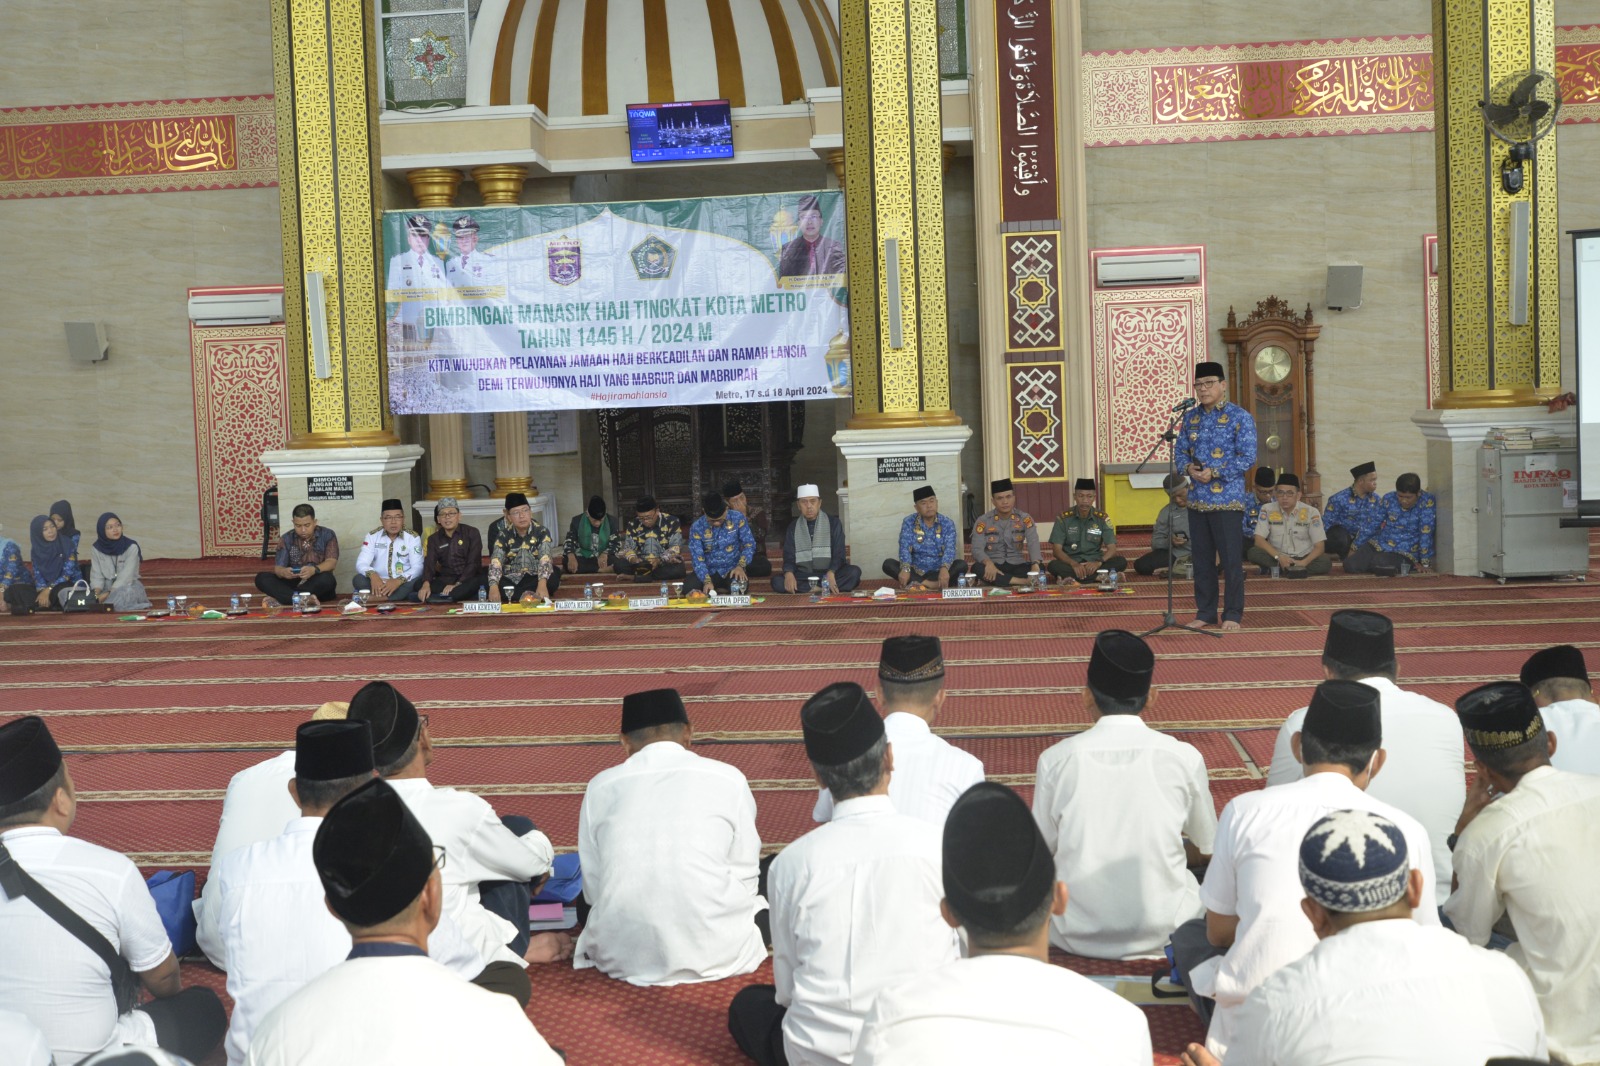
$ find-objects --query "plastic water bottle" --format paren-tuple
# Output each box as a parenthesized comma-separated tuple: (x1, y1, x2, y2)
(584, 583, 594, 600)
(1271, 564, 1280, 579)
(1400, 559, 1411, 577)
(230, 594, 241, 613)
(660, 582, 669, 599)
(478, 585, 487, 601)
(167, 596, 177, 613)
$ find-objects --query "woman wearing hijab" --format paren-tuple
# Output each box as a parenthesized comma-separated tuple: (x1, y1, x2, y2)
(29, 515, 82, 611)
(49, 501, 81, 554)
(89, 513, 151, 611)
(0, 522, 30, 615)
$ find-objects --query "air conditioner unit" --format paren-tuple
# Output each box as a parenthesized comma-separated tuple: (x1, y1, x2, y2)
(1095, 251, 1201, 288)
(188, 292, 285, 326)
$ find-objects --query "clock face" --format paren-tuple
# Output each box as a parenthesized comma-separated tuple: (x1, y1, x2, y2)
(1254, 344, 1292, 383)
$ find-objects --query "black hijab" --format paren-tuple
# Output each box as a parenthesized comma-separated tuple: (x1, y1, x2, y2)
(30, 515, 70, 585)
(50, 500, 78, 545)
(95, 512, 137, 558)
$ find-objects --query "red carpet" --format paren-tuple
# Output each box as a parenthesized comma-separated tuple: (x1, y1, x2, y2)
(5, 549, 1598, 1065)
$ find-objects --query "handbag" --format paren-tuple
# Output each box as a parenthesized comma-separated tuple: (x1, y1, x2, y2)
(0, 840, 143, 1013)
(3, 581, 37, 615)
(59, 580, 95, 612)
(145, 870, 197, 957)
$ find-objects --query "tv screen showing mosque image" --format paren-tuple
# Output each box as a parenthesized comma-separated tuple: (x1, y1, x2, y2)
(628, 99, 734, 163)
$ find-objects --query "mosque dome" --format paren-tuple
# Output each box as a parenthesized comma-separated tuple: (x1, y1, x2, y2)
(472, 0, 841, 114)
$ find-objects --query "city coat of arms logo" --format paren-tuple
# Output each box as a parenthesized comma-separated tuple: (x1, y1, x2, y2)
(547, 237, 582, 286)
(631, 235, 676, 280)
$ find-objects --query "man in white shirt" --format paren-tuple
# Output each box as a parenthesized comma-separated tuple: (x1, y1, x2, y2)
(194, 701, 348, 949)
(1033, 629, 1216, 959)
(857, 781, 1152, 1064)
(575, 687, 767, 985)
(0, 716, 227, 1065)
(348, 680, 567, 968)
(443, 214, 499, 290)
(352, 499, 423, 603)
(1445, 681, 1600, 1065)
(1179, 810, 1545, 1066)
(1266, 609, 1462, 902)
(728, 682, 960, 1066)
(812, 635, 983, 825)
(1173, 681, 1439, 1057)
(1520, 644, 1600, 775)
(246, 778, 562, 1065)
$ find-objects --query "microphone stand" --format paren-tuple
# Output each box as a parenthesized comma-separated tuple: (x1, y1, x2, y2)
(1138, 404, 1221, 640)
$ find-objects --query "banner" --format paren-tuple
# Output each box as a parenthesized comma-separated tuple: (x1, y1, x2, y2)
(382, 191, 850, 414)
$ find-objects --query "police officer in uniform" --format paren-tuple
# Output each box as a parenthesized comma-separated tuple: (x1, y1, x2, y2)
(1247, 473, 1331, 577)
(970, 478, 1043, 587)
(1047, 479, 1127, 583)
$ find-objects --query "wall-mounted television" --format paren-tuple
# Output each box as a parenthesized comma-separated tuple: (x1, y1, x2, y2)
(627, 100, 734, 163)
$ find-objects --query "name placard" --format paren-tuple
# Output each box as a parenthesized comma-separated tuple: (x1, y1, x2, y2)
(555, 599, 600, 612)
(941, 587, 983, 600)
(710, 594, 753, 607)
(628, 597, 669, 610)
(460, 601, 501, 614)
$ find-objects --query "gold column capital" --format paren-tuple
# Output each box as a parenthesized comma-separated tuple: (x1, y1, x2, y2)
(406, 167, 464, 208)
(825, 148, 846, 189)
(472, 164, 529, 205)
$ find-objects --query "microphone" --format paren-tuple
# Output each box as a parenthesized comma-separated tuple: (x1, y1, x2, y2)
(1171, 397, 1197, 413)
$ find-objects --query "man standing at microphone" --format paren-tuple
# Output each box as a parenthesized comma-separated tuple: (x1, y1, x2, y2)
(1174, 362, 1256, 632)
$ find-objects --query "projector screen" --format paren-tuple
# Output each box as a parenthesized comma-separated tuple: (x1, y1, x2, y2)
(1571, 229, 1600, 517)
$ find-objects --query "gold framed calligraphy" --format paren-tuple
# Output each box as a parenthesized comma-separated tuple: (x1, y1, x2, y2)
(0, 96, 277, 200)
(996, 0, 1058, 221)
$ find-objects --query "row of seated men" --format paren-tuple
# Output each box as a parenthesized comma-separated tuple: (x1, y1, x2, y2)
(5, 617, 1599, 1064)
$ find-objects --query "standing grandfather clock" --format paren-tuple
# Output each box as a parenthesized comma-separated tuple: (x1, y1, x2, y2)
(1220, 297, 1324, 504)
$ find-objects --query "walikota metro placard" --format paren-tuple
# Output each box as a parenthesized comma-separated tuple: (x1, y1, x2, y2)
(381, 190, 850, 414)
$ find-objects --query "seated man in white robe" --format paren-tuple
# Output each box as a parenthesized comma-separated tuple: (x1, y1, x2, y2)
(728, 682, 960, 1066)
(245, 779, 562, 1065)
(1520, 644, 1600, 775)
(575, 687, 767, 985)
(857, 781, 1153, 1064)
(205, 721, 510, 1066)
(1179, 810, 1545, 1066)
(1032, 629, 1216, 959)
(813, 635, 983, 826)
(347, 680, 567, 968)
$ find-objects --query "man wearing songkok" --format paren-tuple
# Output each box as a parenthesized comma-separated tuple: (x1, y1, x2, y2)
(1046, 477, 1128, 583)
(812, 636, 983, 825)
(1172, 680, 1438, 1057)
(777, 483, 860, 594)
(195, 701, 350, 941)
(1267, 610, 1463, 902)
(613, 494, 687, 583)
(687, 491, 757, 594)
(1175, 362, 1257, 631)
(1242, 466, 1276, 555)
(883, 485, 967, 589)
(970, 478, 1043, 587)
(562, 494, 616, 576)
(1521, 644, 1600, 775)
(1134, 472, 1192, 577)
(1179, 810, 1546, 1066)
(576, 688, 767, 985)
(1321, 460, 1384, 560)
(348, 680, 566, 968)
(723, 481, 774, 578)
(1033, 630, 1217, 959)
(415, 497, 484, 603)
(0, 716, 227, 1065)
(857, 783, 1153, 1064)
(487, 491, 559, 603)
(1345, 472, 1436, 575)
(1445, 681, 1600, 1065)
(1248, 473, 1330, 577)
(352, 498, 423, 603)
(202, 722, 504, 1066)
(255, 503, 338, 605)
(728, 683, 960, 1066)
(244, 779, 562, 1065)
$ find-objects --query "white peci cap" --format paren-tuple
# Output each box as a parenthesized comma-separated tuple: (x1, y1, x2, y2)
(796, 484, 821, 499)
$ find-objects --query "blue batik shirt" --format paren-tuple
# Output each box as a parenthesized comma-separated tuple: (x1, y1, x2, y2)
(1373, 491, 1437, 563)
(1174, 401, 1258, 512)
(1322, 487, 1386, 545)
(689, 510, 756, 580)
(898, 512, 959, 572)
(0, 541, 24, 590)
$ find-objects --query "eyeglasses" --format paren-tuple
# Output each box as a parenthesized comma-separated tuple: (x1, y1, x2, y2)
(432, 845, 448, 871)
(418, 714, 430, 731)
(1194, 378, 1222, 388)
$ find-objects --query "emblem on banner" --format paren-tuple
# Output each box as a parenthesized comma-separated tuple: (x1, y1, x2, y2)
(631, 235, 676, 280)
(547, 237, 582, 286)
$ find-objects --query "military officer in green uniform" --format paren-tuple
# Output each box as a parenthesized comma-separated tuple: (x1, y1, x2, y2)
(1046, 478, 1128, 583)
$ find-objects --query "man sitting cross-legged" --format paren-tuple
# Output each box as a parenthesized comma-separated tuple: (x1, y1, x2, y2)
(856, 782, 1153, 1064)
(575, 688, 768, 985)
(612, 495, 686, 584)
(775, 484, 861, 594)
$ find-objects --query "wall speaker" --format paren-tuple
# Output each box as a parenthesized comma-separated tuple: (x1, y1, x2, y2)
(64, 321, 109, 363)
(1326, 265, 1363, 311)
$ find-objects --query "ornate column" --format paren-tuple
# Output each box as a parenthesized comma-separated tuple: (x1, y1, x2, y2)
(472, 165, 528, 206)
(403, 168, 472, 498)
(473, 164, 534, 496)
(263, 0, 421, 589)
(831, 0, 971, 573)
(406, 167, 464, 208)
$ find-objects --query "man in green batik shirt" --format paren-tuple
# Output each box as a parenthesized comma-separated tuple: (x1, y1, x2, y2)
(1047, 479, 1128, 584)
